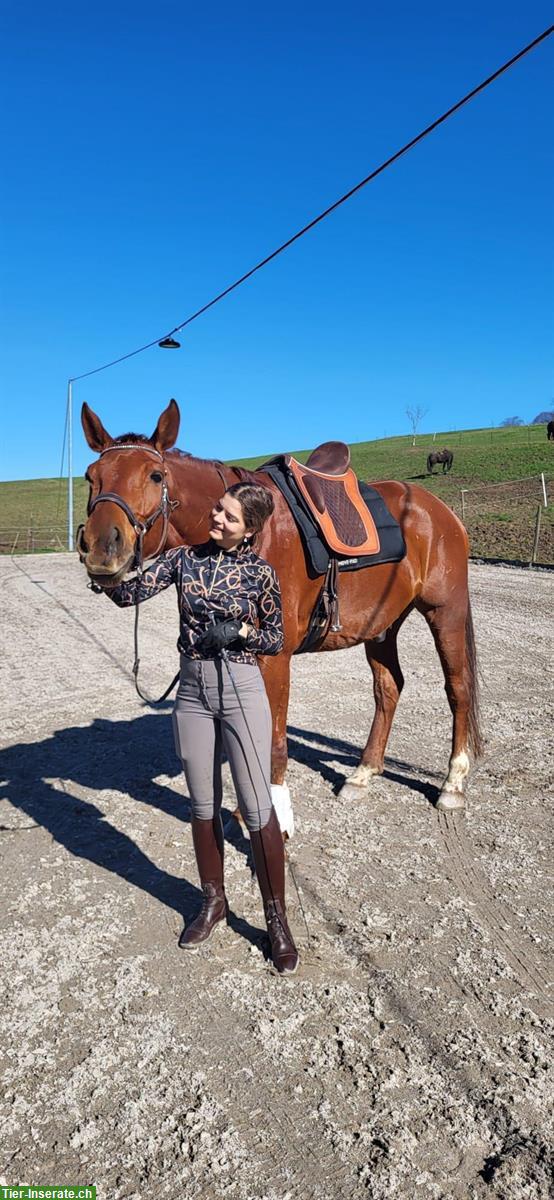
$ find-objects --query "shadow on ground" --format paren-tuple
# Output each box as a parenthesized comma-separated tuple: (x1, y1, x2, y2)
(0, 714, 260, 944)
(286, 725, 441, 803)
(0, 715, 442, 932)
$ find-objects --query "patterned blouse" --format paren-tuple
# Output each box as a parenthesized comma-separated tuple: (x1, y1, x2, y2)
(106, 540, 284, 664)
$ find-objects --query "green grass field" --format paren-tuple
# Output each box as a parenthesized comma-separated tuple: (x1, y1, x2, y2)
(1, 423, 552, 562)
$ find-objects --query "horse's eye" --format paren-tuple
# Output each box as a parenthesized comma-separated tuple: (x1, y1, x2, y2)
(150, 471, 163, 484)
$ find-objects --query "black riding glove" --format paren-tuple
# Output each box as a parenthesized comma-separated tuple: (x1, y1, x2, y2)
(198, 618, 246, 654)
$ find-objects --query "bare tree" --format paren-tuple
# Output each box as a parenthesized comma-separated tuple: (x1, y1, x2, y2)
(499, 416, 523, 427)
(406, 405, 428, 446)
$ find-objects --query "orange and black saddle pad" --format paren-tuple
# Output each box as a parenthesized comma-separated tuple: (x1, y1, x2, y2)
(287, 455, 380, 557)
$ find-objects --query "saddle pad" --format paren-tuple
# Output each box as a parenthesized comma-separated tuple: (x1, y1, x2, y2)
(287, 456, 380, 556)
(259, 458, 406, 577)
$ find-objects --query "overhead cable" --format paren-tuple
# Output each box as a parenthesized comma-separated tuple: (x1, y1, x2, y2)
(71, 25, 553, 383)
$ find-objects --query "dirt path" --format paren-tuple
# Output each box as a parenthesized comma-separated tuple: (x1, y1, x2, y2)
(0, 554, 552, 1199)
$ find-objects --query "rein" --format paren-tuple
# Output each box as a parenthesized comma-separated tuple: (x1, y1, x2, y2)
(79, 443, 181, 705)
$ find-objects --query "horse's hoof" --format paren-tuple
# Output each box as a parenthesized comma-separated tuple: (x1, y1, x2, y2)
(338, 782, 370, 802)
(436, 790, 465, 812)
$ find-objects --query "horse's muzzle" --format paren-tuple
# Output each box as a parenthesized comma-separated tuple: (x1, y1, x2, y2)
(76, 519, 135, 585)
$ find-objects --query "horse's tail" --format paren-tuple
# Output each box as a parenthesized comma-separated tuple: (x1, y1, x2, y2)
(465, 600, 483, 757)
(427, 454, 432, 473)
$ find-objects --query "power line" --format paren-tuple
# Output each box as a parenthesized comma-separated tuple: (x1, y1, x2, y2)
(71, 24, 553, 384)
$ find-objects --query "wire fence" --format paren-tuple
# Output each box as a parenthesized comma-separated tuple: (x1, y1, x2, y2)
(418, 427, 553, 448)
(448, 474, 553, 564)
(0, 527, 69, 555)
(1, 475, 552, 564)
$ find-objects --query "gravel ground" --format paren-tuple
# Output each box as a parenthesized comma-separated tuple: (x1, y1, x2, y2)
(0, 553, 552, 1199)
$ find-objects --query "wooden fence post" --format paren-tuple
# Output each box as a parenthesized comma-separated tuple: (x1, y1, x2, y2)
(531, 504, 542, 565)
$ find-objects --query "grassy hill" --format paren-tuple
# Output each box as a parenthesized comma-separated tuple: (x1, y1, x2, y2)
(1, 423, 552, 562)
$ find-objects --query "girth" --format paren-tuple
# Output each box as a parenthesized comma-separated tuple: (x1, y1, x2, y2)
(285, 443, 380, 556)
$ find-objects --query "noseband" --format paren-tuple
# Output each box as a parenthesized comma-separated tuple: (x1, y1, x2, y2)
(77, 443, 180, 579)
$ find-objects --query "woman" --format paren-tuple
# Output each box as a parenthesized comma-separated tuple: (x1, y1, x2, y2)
(103, 481, 298, 976)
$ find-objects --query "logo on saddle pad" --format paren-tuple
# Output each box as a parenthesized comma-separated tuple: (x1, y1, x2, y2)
(286, 442, 380, 557)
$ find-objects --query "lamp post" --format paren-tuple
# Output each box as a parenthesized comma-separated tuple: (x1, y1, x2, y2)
(67, 378, 74, 551)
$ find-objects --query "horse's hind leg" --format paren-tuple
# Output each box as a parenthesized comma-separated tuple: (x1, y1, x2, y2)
(421, 601, 480, 811)
(339, 624, 404, 800)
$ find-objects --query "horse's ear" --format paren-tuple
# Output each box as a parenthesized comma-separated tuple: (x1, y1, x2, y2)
(151, 398, 180, 451)
(81, 403, 114, 451)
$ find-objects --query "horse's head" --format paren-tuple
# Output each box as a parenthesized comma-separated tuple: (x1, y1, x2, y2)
(78, 399, 180, 587)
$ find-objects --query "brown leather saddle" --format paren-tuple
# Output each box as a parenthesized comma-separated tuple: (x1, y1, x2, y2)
(285, 441, 380, 556)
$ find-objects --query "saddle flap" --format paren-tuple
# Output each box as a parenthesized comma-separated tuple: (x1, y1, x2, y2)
(288, 456, 380, 556)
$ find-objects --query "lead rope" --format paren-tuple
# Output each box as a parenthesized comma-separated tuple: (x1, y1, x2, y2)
(132, 541, 223, 705)
(132, 600, 179, 700)
(131, 515, 180, 706)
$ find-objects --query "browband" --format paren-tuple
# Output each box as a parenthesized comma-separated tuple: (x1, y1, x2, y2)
(100, 444, 164, 460)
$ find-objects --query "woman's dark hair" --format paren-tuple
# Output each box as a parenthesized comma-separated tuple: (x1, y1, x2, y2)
(225, 482, 274, 543)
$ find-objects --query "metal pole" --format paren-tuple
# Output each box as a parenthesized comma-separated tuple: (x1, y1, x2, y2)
(540, 472, 547, 508)
(67, 379, 73, 551)
(461, 489, 467, 522)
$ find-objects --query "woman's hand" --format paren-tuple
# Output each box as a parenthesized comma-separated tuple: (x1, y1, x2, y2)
(198, 618, 245, 654)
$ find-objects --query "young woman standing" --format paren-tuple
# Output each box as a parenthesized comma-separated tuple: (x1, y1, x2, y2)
(103, 482, 298, 976)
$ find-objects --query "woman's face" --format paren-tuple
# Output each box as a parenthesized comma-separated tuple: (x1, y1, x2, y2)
(209, 493, 254, 551)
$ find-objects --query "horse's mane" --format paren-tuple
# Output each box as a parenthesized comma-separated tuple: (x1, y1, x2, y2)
(168, 446, 261, 480)
(111, 434, 259, 479)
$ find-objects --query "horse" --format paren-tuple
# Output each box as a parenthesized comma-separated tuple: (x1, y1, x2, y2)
(547, 420, 554, 441)
(427, 448, 454, 474)
(78, 399, 482, 812)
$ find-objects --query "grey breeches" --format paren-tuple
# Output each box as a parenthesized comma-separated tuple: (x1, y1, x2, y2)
(172, 656, 273, 832)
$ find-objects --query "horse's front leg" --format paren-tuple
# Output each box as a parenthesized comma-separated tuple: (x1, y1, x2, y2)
(260, 653, 295, 837)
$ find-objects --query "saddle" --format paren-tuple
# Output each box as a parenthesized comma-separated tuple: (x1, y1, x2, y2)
(284, 441, 380, 556)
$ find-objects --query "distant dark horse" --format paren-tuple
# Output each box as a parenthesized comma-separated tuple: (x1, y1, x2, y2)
(427, 448, 454, 474)
(547, 420, 554, 441)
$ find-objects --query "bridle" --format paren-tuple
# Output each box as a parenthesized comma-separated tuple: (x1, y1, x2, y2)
(76, 443, 180, 575)
(77, 442, 181, 704)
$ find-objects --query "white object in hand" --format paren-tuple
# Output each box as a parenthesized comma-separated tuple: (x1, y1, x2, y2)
(271, 783, 295, 839)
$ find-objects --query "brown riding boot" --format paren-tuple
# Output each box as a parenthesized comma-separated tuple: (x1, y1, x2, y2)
(250, 807, 299, 975)
(178, 815, 228, 949)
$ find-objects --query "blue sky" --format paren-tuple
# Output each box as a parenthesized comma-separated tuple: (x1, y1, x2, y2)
(1, 1, 552, 480)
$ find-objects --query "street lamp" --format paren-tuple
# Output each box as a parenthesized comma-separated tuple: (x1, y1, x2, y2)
(158, 336, 181, 349)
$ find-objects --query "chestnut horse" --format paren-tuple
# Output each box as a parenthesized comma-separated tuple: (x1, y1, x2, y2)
(79, 399, 482, 812)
